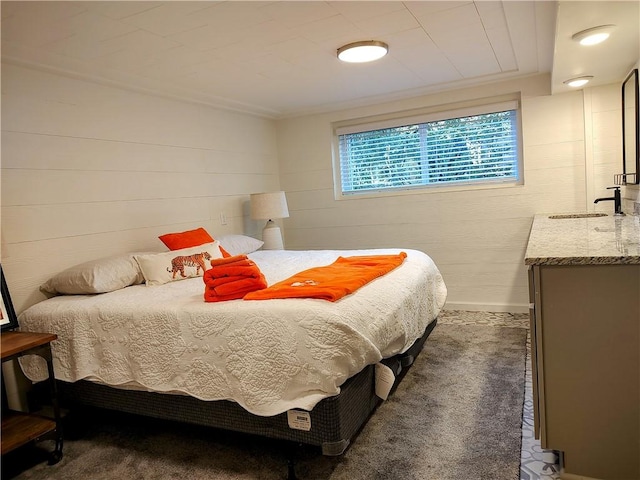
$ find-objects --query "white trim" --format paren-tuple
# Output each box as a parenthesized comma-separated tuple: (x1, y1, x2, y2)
(335, 100, 519, 136)
(2, 56, 280, 120)
(333, 97, 523, 199)
(583, 89, 596, 212)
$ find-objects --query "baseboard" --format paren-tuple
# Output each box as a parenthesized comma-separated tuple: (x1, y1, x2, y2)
(442, 302, 529, 314)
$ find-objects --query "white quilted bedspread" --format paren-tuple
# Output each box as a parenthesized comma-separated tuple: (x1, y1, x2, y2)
(19, 248, 447, 416)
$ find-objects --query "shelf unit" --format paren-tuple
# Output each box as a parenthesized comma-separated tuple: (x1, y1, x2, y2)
(1, 331, 63, 464)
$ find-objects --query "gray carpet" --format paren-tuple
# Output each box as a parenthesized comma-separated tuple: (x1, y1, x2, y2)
(4, 324, 527, 480)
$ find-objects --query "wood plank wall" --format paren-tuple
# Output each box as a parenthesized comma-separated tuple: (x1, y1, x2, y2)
(276, 74, 625, 312)
(1, 64, 280, 313)
(1, 65, 631, 315)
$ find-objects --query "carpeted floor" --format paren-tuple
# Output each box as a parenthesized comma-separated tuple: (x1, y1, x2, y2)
(3, 321, 528, 480)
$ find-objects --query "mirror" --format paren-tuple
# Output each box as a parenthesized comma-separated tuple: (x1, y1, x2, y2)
(622, 68, 639, 184)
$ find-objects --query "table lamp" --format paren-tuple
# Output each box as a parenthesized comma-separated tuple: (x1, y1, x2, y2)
(250, 191, 289, 250)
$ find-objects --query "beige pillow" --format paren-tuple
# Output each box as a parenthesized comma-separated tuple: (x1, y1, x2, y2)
(216, 234, 264, 255)
(135, 242, 223, 286)
(41, 253, 148, 295)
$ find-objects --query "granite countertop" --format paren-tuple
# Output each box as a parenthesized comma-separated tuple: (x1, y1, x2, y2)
(525, 213, 640, 266)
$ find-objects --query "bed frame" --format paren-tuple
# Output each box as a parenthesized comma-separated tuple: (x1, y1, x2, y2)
(58, 318, 437, 456)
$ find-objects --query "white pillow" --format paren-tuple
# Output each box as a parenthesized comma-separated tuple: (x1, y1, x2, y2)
(134, 242, 223, 286)
(41, 253, 148, 295)
(216, 235, 264, 256)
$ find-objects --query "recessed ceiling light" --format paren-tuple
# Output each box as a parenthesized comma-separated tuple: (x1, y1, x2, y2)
(337, 41, 389, 63)
(563, 76, 594, 88)
(572, 25, 615, 46)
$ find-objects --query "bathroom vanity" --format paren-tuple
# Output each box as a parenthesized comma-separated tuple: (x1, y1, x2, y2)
(525, 213, 640, 480)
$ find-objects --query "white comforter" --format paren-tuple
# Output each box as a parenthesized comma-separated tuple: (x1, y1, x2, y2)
(19, 248, 447, 416)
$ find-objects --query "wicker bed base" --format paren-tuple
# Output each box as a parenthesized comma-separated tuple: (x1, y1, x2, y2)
(59, 318, 437, 456)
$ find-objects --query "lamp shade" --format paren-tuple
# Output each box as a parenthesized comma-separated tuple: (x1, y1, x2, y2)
(250, 191, 289, 220)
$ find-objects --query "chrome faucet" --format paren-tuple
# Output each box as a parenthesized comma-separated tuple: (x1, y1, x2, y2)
(594, 186, 624, 215)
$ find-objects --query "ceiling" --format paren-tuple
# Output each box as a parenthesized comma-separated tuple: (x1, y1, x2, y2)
(1, 1, 638, 119)
(552, 1, 639, 94)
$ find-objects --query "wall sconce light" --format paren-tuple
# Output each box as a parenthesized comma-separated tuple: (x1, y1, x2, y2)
(563, 76, 593, 88)
(572, 25, 615, 46)
(250, 191, 289, 250)
(337, 40, 389, 63)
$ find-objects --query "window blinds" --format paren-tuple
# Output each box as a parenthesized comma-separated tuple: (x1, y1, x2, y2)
(337, 103, 519, 194)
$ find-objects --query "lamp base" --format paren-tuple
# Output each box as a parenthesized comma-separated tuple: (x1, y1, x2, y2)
(262, 220, 284, 250)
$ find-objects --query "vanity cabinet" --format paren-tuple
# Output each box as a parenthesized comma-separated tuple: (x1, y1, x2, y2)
(529, 264, 639, 479)
(526, 214, 640, 480)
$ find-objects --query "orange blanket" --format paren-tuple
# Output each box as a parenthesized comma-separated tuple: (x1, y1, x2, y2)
(203, 254, 267, 302)
(244, 252, 407, 302)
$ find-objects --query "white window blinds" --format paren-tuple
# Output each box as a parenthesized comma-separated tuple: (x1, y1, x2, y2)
(336, 102, 520, 195)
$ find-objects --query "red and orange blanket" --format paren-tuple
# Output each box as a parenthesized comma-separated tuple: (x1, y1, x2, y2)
(202, 251, 407, 303)
(204, 252, 406, 302)
(203, 255, 267, 302)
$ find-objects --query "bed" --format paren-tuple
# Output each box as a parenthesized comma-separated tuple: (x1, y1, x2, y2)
(18, 246, 447, 455)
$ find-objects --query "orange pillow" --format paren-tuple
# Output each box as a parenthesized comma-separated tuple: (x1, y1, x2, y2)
(159, 228, 230, 257)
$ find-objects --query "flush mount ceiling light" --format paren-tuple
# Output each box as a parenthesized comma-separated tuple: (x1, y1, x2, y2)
(337, 40, 389, 63)
(563, 76, 594, 88)
(572, 25, 615, 46)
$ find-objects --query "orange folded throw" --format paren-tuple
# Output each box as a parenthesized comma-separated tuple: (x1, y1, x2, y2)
(203, 254, 267, 302)
(244, 252, 407, 302)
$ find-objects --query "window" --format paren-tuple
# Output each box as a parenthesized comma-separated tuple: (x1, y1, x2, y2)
(335, 101, 521, 196)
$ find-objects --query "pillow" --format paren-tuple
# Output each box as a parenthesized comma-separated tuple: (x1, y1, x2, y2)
(158, 227, 213, 250)
(40, 253, 147, 295)
(159, 227, 231, 257)
(216, 234, 264, 256)
(135, 242, 224, 286)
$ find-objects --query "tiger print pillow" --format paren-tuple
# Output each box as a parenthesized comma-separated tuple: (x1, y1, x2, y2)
(134, 242, 224, 286)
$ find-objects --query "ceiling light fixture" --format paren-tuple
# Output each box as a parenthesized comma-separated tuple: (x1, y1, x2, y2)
(337, 40, 388, 63)
(563, 76, 594, 88)
(572, 25, 615, 46)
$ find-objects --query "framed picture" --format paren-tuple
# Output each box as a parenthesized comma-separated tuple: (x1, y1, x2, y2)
(1, 265, 19, 331)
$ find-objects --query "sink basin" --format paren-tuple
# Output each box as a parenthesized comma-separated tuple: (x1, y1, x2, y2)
(548, 213, 608, 219)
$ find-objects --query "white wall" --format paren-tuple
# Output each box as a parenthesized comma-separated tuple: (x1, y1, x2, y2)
(1, 63, 629, 315)
(276, 74, 624, 312)
(1, 63, 280, 313)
